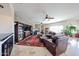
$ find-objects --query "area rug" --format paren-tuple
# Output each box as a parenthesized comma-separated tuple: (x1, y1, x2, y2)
(17, 36, 44, 47)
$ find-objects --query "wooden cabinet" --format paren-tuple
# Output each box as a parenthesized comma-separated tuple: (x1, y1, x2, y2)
(14, 22, 24, 43)
(14, 21, 32, 43)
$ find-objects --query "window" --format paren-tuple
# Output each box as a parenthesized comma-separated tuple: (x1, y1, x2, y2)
(49, 25, 63, 33)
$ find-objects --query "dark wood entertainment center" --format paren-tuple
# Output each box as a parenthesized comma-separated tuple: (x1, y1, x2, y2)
(14, 21, 32, 43)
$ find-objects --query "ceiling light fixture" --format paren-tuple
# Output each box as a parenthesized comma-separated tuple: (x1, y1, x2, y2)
(0, 5, 4, 8)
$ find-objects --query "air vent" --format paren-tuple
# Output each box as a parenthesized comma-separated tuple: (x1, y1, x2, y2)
(0, 5, 4, 8)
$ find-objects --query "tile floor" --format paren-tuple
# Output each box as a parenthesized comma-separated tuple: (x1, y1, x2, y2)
(60, 37, 79, 56)
(11, 45, 52, 56)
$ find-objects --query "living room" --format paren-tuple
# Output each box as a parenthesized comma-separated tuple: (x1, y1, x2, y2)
(0, 3, 79, 56)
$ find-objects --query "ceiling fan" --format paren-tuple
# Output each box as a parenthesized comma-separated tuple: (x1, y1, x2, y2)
(40, 9, 54, 24)
(40, 14, 54, 24)
(45, 14, 54, 20)
(0, 5, 4, 8)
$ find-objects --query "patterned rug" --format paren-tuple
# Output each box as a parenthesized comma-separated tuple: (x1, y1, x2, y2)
(17, 36, 44, 47)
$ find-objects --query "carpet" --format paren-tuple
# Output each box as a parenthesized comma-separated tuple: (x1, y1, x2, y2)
(17, 36, 44, 47)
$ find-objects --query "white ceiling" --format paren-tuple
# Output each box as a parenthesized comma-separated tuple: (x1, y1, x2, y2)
(13, 3, 79, 24)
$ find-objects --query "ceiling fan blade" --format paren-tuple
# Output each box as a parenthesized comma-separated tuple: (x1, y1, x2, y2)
(48, 17, 54, 19)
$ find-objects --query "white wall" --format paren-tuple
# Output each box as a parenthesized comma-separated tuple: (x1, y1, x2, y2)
(0, 4, 14, 33)
(0, 15, 13, 33)
(45, 19, 79, 28)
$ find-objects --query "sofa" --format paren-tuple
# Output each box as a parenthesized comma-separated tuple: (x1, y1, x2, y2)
(41, 35, 68, 56)
(56, 36, 68, 55)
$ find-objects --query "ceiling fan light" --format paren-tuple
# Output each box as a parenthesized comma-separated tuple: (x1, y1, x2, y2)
(45, 19, 49, 21)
